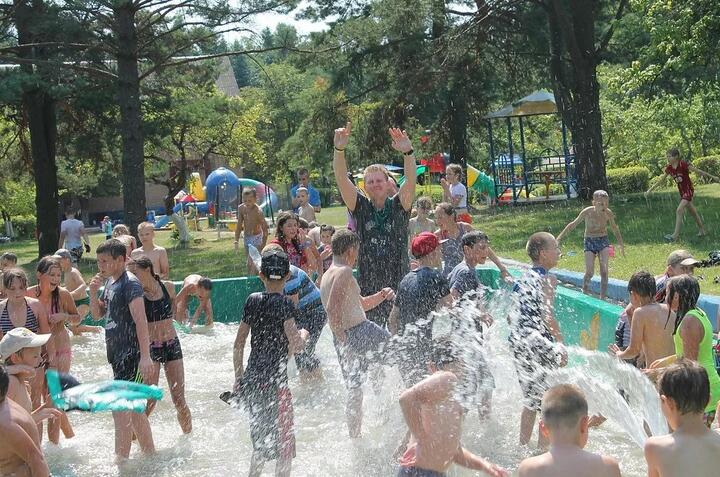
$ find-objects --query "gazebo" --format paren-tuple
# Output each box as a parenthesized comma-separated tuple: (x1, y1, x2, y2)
(485, 90, 577, 204)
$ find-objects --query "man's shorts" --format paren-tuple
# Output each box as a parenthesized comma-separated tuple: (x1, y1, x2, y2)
(69, 246, 84, 263)
(110, 352, 142, 383)
(397, 466, 446, 477)
(245, 383, 296, 461)
(583, 235, 610, 255)
(294, 306, 327, 372)
(334, 320, 390, 390)
(509, 333, 561, 412)
(150, 337, 183, 364)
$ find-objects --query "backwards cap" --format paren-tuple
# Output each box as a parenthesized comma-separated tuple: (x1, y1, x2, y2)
(261, 249, 290, 280)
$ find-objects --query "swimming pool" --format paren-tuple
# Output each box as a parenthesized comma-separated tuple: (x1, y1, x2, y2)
(49, 267, 655, 476)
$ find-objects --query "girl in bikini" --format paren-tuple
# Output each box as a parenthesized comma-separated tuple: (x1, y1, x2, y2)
(27, 256, 79, 444)
(127, 256, 192, 434)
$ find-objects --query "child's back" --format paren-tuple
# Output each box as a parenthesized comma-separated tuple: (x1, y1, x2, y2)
(633, 302, 675, 365)
(518, 448, 620, 477)
(645, 431, 720, 477)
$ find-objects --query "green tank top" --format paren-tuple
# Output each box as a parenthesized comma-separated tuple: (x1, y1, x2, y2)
(673, 308, 720, 413)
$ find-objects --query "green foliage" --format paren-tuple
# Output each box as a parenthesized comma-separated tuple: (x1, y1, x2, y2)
(692, 156, 720, 184)
(10, 216, 36, 240)
(606, 166, 650, 194)
(0, 180, 36, 218)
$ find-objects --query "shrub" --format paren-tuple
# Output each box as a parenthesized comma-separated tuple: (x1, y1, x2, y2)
(606, 166, 650, 194)
(692, 155, 720, 184)
(9, 216, 36, 240)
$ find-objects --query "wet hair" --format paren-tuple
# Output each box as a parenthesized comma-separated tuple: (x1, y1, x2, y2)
(320, 224, 336, 235)
(667, 147, 680, 158)
(462, 230, 489, 249)
(0, 252, 17, 264)
(197, 277, 212, 290)
(332, 229, 360, 256)
(436, 202, 456, 220)
(96, 239, 127, 260)
(526, 232, 556, 262)
(628, 271, 656, 299)
(129, 256, 160, 282)
(36, 256, 62, 313)
(431, 336, 459, 368)
(415, 196, 433, 210)
(592, 190, 609, 199)
(541, 384, 588, 430)
(137, 221, 155, 232)
(275, 212, 303, 252)
(242, 188, 257, 197)
(659, 359, 710, 415)
(363, 164, 390, 180)
(112, 224, 130, 237)
(2, 268, 28, 290)
(665, 274, 700, 335)
(0, 364, 8, 401)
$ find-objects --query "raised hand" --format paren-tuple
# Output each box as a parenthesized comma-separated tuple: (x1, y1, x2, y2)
(389, 128, 413, 154)
(89, 273, 103, 294)
(334, 122, 352, 151)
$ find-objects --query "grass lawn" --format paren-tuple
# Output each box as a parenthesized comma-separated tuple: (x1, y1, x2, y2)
(2, 184, 719, 295)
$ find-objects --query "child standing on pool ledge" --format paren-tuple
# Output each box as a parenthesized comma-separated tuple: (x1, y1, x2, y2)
(232, 249, 308, 477)
(509, 232, 567, 448)
(556, 190, 624, 300)
(517, 384, 621, 477)
(645, 147, 719, 242)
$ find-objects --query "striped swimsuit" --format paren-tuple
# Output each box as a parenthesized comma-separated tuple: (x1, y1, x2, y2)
(0, 299, 39, 333)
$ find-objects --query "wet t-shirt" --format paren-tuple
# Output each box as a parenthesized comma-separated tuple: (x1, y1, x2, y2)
(102, 271, 144, 364)
(395, 267, 450, 344)
(354, 192, 410, 294)
(448, 261, 481, 298)
(242, 292, 297, 386)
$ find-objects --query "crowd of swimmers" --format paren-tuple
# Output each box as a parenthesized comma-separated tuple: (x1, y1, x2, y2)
(1, 128, 720, 477)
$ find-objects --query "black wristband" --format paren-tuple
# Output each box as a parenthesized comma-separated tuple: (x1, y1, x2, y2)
(334, 147, 345, 152)
(403, 149, 414, 156)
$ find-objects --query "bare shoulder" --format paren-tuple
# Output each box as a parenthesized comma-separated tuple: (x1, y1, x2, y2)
(599, 454, 621, 474)
(580, 206, 594, 215)
(517, 453, 549, 476)
(131, 246, 144, 256)
(644, 434, 672, 456)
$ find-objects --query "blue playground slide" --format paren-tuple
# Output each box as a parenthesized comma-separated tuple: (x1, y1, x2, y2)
(154, 202, 209, 229)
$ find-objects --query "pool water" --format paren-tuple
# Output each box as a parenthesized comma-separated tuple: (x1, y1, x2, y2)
(45, 316, 652, 477)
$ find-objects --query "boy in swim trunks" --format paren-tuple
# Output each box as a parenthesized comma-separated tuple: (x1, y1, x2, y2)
(233, 249, 308, 477)
(320, 229, 395, 438)
(131, 222, 170, 279)
(89, 239, 155, 459)
(235, 188, 269, 275)
(175, 274, 213, 328)
(55, 249, 102, 335)
(0, 364, 51, 477)
(397, 337, 508, 477)
(517, 384, 621, 477)
(557, 190, 625, 299)
(509, 232, 567, 447)
(0, 252, 17, 300)
(645, 147, 719, 242)
(645, 360, 720, 477)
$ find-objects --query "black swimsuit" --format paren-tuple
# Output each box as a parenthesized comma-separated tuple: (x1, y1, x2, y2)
(145, 280, 183, 363)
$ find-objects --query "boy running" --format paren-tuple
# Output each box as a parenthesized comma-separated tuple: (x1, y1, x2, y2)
(609, 271, 675, 368)
(0, 364, 50, 477)
(645, 147, 720, 241)
(397, 337, 508, 477)
(510, 232, 567, 447)
(235, 188, 269, 275)
(233, 249, 308, 477)
(320, 229, 395, 437)
(557, 190, 624, 299)
(517, 384, 621, 477)
(644, 360, 720, 477)
(89, 239, 155, 459)
(131, 222, 170, 279)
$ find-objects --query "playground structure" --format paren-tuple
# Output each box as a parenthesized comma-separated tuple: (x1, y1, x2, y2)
(152, 168, 278, 230)
(485, 90, 578, 204)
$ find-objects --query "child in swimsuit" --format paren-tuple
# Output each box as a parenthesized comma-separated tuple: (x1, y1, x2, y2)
(235, 187, 268, 275)
(645, 147, 719, 241)
(557, 190, 625, 300)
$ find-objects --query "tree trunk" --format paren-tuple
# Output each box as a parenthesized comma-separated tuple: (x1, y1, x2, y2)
(14, 0, 60, 257)
(114, 3, 146, 236)
(547, 1, 608, 199)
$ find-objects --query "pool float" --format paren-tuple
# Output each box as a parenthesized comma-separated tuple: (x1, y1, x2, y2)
(46, 369, 163, 413)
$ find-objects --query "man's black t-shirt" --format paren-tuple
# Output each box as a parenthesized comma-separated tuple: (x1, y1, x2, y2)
(102, 271, 144, 364)
(394, 267, 450, 346)
(353, 192, 410, 295)
(242, 292, 297, 386)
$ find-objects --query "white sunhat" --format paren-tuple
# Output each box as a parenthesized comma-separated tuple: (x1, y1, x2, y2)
(0, 327, 51, 359)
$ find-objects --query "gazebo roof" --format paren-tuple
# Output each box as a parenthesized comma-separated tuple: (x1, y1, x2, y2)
(485, 90, 557, 119)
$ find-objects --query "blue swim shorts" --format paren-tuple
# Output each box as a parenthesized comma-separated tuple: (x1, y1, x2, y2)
(583, 235, 610, 255)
